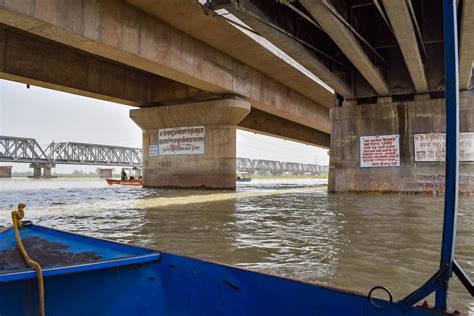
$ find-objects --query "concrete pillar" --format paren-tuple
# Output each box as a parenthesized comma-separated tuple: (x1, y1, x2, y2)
(329, 96, 474, 194)
(99, 168, 113, 178)
(29, 163, 56, 178)
(0, 166, 12, 178)
(130, 99, 251, 189)
(33, 166, 42, 178)
(43, 167, 52, 178)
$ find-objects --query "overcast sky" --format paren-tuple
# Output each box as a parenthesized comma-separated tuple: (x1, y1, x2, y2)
(0, 80, 328, 173)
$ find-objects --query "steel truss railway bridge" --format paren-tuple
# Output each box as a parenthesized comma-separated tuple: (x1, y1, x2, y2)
(0, 136, 328, 175)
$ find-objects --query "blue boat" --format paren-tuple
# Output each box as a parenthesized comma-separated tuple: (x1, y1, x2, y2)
(0, 223, 461, 316)
(0, 0, 472, 315)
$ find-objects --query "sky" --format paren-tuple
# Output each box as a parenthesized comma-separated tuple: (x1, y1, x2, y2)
(0, 80, 329, 173)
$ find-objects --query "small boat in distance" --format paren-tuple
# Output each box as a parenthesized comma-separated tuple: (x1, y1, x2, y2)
(105, 178, 143, 186)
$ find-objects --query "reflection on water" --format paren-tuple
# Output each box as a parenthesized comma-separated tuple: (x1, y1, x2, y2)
(0, 178, 472, 313)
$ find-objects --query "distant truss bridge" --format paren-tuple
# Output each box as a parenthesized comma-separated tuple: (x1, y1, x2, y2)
(0, 136, 142, 167)
(0, 136, 328, 174)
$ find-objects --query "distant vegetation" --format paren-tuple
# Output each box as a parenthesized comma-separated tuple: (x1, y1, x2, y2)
(253, 174, 328, 179)
(12, 171, 33, 177)
(12, 168, 119, 178)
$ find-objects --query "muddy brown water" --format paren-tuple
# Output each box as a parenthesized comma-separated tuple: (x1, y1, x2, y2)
(0, 178, 472, 313)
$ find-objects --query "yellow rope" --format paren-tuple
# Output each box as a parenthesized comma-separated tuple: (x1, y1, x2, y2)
(12, 203, 45, 316)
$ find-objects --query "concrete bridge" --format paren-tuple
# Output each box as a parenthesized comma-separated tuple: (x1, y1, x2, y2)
(0, 0, 472, 191)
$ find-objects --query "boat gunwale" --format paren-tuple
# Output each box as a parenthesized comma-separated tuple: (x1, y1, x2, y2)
(0, 253, 160, 282)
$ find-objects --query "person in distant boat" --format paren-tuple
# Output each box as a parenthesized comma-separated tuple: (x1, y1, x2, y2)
(129, 176, 135, 180)
(121, 168, 127, 181)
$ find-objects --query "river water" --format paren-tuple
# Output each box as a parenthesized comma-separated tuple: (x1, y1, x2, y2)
(0, 178, 472, 313)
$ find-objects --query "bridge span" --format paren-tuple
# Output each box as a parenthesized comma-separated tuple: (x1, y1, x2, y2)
(0, 1, 473, 191)
(0, 136, 328, 178)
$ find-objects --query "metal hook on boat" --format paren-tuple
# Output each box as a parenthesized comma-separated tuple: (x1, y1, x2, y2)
(368, 286, 393, 310)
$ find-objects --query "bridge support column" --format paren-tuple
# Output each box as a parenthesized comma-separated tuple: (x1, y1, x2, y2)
(329, 95, 474, 194)
(0, 166, 12, 178)
(99, 168, 113, 178)
(28, 163, 57, 179)
(131, 99, 251, 189)
(43, 167, 52, 178)
(32, 166, 42, 178)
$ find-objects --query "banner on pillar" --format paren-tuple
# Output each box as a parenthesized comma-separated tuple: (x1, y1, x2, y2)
(157, 126, 206, 156)
(414, 132, 474, 162)
(360, 134, 400, 168)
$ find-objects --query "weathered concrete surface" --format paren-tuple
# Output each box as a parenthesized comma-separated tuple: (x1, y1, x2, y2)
(0, 27, 207, 107)
(0, 0, 330, 134)
(300, 0, 389, 96)
(0, 166, 12, 178)
(127, 0, 336, 108)
(329, 96, 474, 194)
(28, 163, 57, 178)
(460, 0, 474, 90)
(99, 168, 113, 179)
(382, 0, 428, 93)
(130, 99, 250, 189)
(219, 0, 352, 98)
(238, 109, 330, 148)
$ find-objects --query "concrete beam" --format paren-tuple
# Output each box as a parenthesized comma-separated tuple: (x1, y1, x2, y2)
(0, 27, 207, 106)
(238, 108, 330, 148)
(223, 0, 353, 98)
(459, 0, 474, 90)
(382, 0, 428, 93)
(300, 0, 390, 96)
(127, 0, 335, 108)
(0, 0, 330, 134)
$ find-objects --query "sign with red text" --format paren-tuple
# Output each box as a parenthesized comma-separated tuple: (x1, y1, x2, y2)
(414, 132, 474, 162)
(360, 134, 400, 168)
(158, 126, 205, 156)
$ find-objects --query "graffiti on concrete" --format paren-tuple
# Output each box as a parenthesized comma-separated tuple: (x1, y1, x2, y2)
(414, 132, 474, 162)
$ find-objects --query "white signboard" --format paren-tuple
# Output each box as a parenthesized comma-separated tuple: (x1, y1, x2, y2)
(148, 145, 158, 157)
(360, 134, 400, 168)
(414, 132, 474, 162)
(158, 126, 205, 156)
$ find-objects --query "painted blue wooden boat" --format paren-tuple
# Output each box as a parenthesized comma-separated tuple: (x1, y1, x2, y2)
(0, 223, 455, 316)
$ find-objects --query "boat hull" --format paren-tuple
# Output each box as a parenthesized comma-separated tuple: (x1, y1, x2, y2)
(0, 225, 454, 316)
(105, 178, 143, 186)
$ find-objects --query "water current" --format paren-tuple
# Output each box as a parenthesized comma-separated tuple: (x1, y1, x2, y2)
(0, 178, 472, 313)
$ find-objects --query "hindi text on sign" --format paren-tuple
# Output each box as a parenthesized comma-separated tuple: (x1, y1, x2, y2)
(360, 134, 400, 168)
(158, 126, 206, 156)
(414, 132, 474, 162)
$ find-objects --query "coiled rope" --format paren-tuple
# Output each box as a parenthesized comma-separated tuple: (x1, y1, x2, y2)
(11, 203, 45, 316)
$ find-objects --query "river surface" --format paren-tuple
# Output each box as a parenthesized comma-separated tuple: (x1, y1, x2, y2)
(0, 178, 472, 313)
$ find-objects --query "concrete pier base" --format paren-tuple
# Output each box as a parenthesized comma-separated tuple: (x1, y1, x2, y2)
(329, 96, 474, 194)
(0, 166, 12, 178)
(28, 163, 57, 179)
(99, 168, 113, 178)
(131, 99, 251, 189)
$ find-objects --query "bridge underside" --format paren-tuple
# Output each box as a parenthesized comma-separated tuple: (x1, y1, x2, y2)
(0, 0, 334, 189)
(1, 0, 473, 190)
